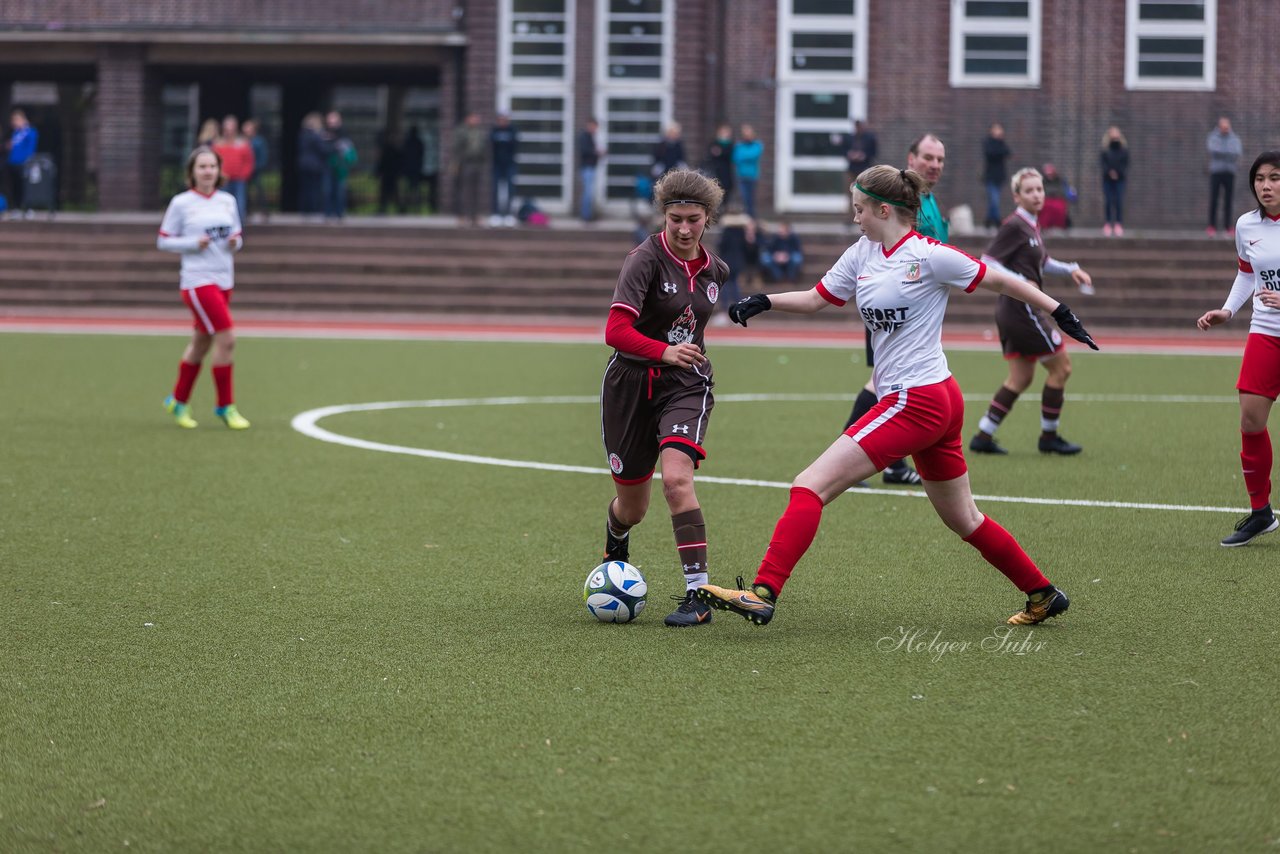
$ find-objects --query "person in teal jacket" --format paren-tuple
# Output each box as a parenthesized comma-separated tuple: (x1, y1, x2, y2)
(732, 123, 763, 218)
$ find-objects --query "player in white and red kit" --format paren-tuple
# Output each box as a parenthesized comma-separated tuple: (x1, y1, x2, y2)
(158, 146, 249, 430)
(599, 169, 731, 626)
(696, 165, 1098, 627)
(1196, 150, 1280, 546)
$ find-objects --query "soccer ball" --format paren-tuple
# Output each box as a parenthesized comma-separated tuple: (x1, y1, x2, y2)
(583, 560, 648, 623)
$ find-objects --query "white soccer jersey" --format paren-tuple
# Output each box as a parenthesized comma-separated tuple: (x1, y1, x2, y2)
(157, 189, 243, 291)
(1228, 210, 1280, 337)
(818, 231, 986, 397)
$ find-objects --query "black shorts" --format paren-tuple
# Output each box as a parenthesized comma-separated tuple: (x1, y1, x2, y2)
(996, 297, 1064, 360)
(600, 354, 715, 483)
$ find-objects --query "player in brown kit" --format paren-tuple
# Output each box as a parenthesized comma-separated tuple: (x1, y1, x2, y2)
(598, 168, 730, 626)
(970, 167, 1094, 456)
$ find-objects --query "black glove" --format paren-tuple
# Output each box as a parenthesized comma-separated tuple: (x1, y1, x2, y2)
(1051, 303, 1099, 351)
(728, 293, 772, 327)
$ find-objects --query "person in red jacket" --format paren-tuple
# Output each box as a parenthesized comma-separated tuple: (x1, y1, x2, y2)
(598, 168, 729, 627)
(212, 114, 254, 223)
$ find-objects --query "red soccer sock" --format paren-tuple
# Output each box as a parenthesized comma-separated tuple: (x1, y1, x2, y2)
(754, 486, 824, 597)
(211, 364, 234, 408)
(962, 515, 1050, 593)
(172, 360, 201, 404)
(1241, 429, 1273, 511)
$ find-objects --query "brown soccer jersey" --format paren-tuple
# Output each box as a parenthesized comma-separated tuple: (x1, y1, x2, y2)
(610, 231, 730, 365)
(601, 231, 730, 482)
(987, 210, 1062, 358)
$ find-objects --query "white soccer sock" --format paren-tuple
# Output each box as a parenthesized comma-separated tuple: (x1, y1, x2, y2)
(685, 572, 708, 591)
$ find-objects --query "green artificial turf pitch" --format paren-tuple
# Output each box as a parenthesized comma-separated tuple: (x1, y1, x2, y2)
(1, 332, 1277, 852)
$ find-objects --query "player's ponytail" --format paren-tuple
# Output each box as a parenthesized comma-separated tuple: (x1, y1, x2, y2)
(852, 164, 926, 222)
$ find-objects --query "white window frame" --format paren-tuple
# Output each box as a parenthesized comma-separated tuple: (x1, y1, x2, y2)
(594, 0, 675, 215)
(1124, 0, 1217, 91)
(498, 0, 575, 212)
(593, 93, 672, 209)
(774, 87, 868, 213)
(775, 0, 869, 213)
(777, 0, 867, 84)
(499, 92, 574, 212)
(948, 0, 1042, 89)
(498, 0, 573, 86)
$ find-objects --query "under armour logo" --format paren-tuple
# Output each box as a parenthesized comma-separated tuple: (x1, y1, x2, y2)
(672, 424, 690, 434)
(662, 282, 678, 294)
(682, 562, 701, 572)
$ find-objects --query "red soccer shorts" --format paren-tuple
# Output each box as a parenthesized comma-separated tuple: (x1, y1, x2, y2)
(182, 284, 234, 334)
(1237, 333, 1280, 400)
(845, 375, 968, 481)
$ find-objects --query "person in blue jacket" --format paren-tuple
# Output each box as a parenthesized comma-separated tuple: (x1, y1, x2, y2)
(4, 109, 38, 215)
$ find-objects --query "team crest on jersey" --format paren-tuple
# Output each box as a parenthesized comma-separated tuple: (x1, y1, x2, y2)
(707, 282, 719, 304)
(667, 304, 696, 345)
(608, 453, 623, 474)
(905, 262, 921, 281)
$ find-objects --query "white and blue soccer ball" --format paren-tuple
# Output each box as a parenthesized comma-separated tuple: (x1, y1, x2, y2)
(583, 560, 648, 623)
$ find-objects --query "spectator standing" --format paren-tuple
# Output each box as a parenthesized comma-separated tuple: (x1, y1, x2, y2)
(421, 125, 441, 213)
(401, 125, 426, 213)
(4, 109, 38, 216)
(706, 123, 736, 209)
(982, 122, 1011, 228)
(1039, 162, 1075, 230)
(842, 119, 877, 220)
(212, 115, 254, 223)
(759, 221, 803, 284)
(375, 128, 402, 214)
(490, 112, 519, 226)
(1100, 126, 1129, 236)
(451, 112, 487, 227)
(242, 118, 269, 220)
(324, 110, 356, 221)
(196, 118, 219, 147)
(733, 123, 763, 218)
(1207, 116, 1243, 236)
(296, 112, 329, 215)
(716, 209, 758, 321)
(577, 117, 604, 222)
(651, 123, 686, 182)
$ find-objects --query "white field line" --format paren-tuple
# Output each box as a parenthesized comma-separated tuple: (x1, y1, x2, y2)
(0, 320, 1244, 356)
(290, 395, 1243, 515)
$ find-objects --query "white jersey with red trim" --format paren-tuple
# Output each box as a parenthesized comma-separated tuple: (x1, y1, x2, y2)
(818, 231, 986, 397)
(1230, 210, 1280, 337)
(157, 189, 243, 291)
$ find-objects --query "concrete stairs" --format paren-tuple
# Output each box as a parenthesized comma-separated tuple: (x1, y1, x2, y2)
(0, 218, 1238, 329)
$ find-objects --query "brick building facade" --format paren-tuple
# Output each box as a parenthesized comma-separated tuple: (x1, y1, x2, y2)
(0, 0, 1273, 227)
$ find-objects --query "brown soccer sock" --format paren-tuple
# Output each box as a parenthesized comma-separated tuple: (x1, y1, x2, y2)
(977, 385, 1021, 437)
(607, 498, 633, 539)
(671, 508, 708, 590)
(1040, 385, 1065, 437)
